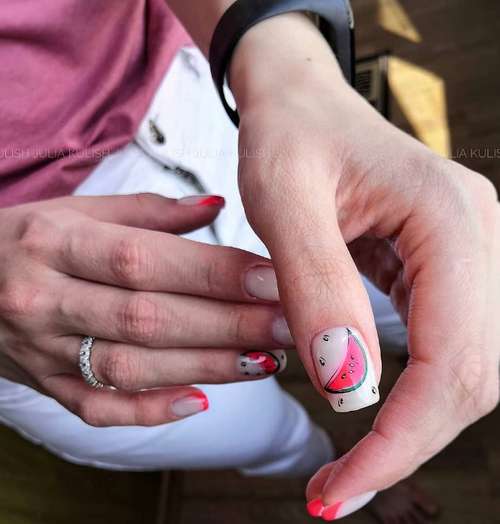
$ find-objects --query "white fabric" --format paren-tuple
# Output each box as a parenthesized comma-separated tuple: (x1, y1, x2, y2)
(0, 47, 406, 476)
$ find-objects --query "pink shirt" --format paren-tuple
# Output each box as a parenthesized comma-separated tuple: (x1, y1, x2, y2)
(0, 0, 190, 207)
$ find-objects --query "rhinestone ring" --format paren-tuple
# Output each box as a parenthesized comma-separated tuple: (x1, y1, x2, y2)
(79, 336, 105, 389)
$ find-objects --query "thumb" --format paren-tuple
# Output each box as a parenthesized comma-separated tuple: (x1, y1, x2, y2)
(256, 190, 381, 413)
(51, 193, 225, 234)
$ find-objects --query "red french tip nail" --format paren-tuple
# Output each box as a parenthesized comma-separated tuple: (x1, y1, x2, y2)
(321, 502, 342, 521)
(178, 195, 225, 207)
(192, 391, 209, 411)
(307, 498, 325, 517)
(198, 195, 225, 207)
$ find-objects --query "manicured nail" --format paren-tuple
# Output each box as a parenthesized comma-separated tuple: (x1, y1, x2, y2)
(272, 315, 294, 346)
(178, 195, 225, 207)
(321, 492, 377, 521)
(244, 265, 279, 301)
(238, 350, 287, 377)
(311, 327, 379, 413)
(171, 392, 209, 418)
(307, 498, 326, 517)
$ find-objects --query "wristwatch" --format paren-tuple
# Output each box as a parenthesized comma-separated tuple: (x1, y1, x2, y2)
(209, 0, 355, 127)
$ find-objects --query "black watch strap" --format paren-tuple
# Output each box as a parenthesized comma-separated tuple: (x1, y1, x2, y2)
(209, 0, 355, 127)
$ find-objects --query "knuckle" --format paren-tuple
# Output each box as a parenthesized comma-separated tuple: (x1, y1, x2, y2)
(77, 399, 104, 427)
(288, 251, 348, 303)
(226, 306, 253, 346)
(110, 238, 153, 288)
(100, 347, 139, 391)
(198, 257, 223, 297)
(369, 428, 418, 485)
(131, 393, 159, 426)
(0, 283, 41, 320)
(117, 294, 161, 345)
(448, 353, 482, 407)
(446, 349, 497, 421)
(194, 351, 223, 379)
(17, 210, 59, 258)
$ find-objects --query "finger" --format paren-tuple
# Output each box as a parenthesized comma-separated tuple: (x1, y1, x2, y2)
(306, 460, 343, 502)
(56, 336, 287, 391)
(41, 374, 209, 426)
(250, 186, 381, 412)
(306, 462, 338, 516)
(315, 360, 466, 509)
(57, 279, 292, 348)
(53, 218, 280, 302)
(316, 179, 500, 507)
(51, 193, 225, 233)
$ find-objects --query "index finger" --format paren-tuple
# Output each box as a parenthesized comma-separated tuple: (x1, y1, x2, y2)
(53, 217, 280, 303)
(50, 193, 223, 234)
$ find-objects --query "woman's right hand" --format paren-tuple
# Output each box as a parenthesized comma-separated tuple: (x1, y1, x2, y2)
(0, 193, 291, 426)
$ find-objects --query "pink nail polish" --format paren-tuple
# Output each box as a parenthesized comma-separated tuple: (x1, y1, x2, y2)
(244, 265, 279, 301)
(307, 498, 325, 517)
(178, 195, 225, 207)
(272, 315, 294, 346)
(171, 392, 209, 418)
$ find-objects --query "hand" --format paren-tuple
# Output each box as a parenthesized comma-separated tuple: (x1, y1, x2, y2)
(230, 14, 500, 519)
(0, 193, 291, 427)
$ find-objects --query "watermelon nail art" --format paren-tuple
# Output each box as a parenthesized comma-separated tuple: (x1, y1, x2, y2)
(238, 350, 287, 377)
(312, 327, 379, 413)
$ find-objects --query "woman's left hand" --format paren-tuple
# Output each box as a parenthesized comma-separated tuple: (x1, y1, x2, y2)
(228, 12, 500, 519)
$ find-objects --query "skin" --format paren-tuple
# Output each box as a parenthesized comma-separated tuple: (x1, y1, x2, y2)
(168, 4, 500, 509)
(1, 0, 498, 513)
(0, 194, 292, 426)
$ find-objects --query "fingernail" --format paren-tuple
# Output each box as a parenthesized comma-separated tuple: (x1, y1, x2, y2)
(321, 492, 377, 520)
(171, 392, 209, 418)
(311, 327, 379, 413)
(238, 350, 287, 377)
(244, 265, 279, 301)
(272, 315, 294, 346)
(178, 195, 225, 207)
(307, 498, 326, 517)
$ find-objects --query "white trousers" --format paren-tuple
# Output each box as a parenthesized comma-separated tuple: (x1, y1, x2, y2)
(0, 48, 406, 476)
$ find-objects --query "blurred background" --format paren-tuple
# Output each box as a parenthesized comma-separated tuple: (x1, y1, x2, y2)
(0, 1, 498, 523)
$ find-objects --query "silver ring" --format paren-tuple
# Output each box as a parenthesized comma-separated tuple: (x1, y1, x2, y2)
(79, 336, 105, 389)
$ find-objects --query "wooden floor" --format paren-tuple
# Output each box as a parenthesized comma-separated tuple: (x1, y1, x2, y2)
(0, 1, 499, 523)
(354, 0, 500, 190)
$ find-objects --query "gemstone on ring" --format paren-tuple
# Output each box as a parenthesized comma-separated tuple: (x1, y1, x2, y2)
(79, 336, 104, 389)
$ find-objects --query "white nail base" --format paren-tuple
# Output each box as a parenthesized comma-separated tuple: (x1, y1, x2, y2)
(312, 327, 379, 413)
(336, 491, 377, 519)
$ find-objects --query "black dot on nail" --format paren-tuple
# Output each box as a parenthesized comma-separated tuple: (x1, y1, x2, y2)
(372, 386, 378, 394)
(322, 335, 330, 342)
